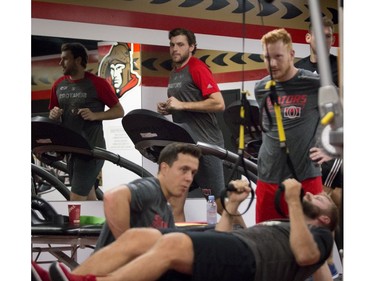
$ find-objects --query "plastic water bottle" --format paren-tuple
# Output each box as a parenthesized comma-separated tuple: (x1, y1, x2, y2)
(207, 195, 217, 225)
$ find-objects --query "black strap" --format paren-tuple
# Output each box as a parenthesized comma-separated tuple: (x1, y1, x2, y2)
(219, 91, 255, 216)
(220, 155, 255, 217)
(274, 183, 305, 218)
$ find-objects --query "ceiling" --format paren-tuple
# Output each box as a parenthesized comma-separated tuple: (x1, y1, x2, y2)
(32, 35, 100, 57)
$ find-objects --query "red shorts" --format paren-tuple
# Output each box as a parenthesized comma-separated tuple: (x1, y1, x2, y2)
(255, 177, 323, 223)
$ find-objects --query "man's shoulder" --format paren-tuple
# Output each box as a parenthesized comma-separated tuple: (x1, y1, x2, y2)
(188, 56, 208, 69)
(295, 68, 320, 82)
(295, 56, 314, 69)
(129, 177, 160, 189)
(254, 75, 271, 91)
(85, 71, 106, 81)
(53, 75, 69, 85)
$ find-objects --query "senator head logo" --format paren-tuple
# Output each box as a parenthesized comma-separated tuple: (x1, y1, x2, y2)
(99, 43, 140, 98)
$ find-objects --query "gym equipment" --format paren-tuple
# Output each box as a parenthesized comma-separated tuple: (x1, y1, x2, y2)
(223, 99, 262, 161)
(32, 196, 103, 270)
(121, 109, 258, 182)
(32, 116, 153, 196)
(31, 116, 153, 269)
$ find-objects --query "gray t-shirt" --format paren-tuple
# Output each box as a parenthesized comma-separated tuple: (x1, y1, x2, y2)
(168, 56, 224, 146)
(232, 220, 333, 281)
(254, 69, 321, 182)
(128, 177, 175, 228)
(49, 72, 120, 149)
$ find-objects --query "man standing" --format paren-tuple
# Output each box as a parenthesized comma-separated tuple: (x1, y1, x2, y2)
(254, 28, 323, 223)
(295, 17, 338, 86)
(49, 42, 124, 201)
(157, 28, 245, 227)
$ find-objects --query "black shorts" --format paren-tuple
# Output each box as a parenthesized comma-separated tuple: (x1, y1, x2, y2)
(321, 158, 343, 189)
(191, 154, 226, 198)
(159, 230, 256, 281)
(67, 154, 104, 196)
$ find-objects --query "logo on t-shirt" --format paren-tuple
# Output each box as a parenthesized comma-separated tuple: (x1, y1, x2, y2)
(207, 83, 213, 89)
(152, 214, 169, 228)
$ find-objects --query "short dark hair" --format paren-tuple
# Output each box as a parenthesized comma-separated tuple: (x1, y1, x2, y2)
(309, 17, 334, 33)
(61, 42, 89, 68)
(169, 28, 197, 55)
(157, 142, 201, 171)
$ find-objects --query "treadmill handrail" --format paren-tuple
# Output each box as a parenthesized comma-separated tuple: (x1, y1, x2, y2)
(32, 163, 70, 200)
(33, 145, 153, 179)
(196, 141, 258, 176)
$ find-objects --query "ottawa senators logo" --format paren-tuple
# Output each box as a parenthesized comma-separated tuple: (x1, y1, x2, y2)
(98, 43, 140, 98)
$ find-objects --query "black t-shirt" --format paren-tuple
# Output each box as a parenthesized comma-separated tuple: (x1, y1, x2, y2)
(232, 220, 333, 281)
(295, 54, 338, 86)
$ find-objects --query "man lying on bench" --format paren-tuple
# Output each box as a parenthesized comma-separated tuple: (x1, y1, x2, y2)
(33, 178, 337, 281)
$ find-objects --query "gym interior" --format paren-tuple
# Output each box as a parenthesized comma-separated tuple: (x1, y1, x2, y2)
(22, 0, 358, 280)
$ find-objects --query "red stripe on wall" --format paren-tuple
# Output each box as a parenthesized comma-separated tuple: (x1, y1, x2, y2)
(141, 69, 268, 88)
(32, 90, 50, 101)
(213, 69, 269, 84)
(142, 77, 169, 87)
(32, 1, 337, 45)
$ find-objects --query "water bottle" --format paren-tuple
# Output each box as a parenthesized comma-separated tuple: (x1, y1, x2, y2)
(207, 195, 217, 225)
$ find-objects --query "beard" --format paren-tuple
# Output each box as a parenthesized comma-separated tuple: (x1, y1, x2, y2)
(302, 200, 321, 220)
(63, 65, 78, 76)
(172, 52, 189, 66)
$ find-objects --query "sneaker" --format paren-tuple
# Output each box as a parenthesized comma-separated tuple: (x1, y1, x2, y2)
(328, 263, 339, 279)
(49, 262, 97, 281)
(32, 261, 51, 281)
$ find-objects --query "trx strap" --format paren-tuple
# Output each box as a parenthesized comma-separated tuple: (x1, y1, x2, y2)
(219, 1, 256, 217)
(262, 80, 300, 217)
(220, 91, 255, 216)
(256, 38, 301, 217)
(274, 183, 305, 218)
(261, 80, 321, 217)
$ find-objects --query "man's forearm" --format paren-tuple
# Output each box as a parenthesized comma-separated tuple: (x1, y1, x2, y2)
(96, 103, 124, 121)
(215, 202, 239, 232)
(288, 201, 320, 265)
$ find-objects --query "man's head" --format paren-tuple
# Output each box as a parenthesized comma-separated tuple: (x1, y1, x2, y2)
(261, 28, 296, 82)
(306, 17, 335, 56)
(303, 192, 339, 231)
(60, 43, 88, 76)
(157, 143, 201, 198)
(168, 28, 197, 67)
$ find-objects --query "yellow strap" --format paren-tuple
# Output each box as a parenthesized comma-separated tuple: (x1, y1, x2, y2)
(265, 80, 286, 145)
(321, 111, 334, 125)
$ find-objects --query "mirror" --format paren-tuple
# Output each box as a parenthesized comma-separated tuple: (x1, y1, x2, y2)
(31, 34, 266, 200)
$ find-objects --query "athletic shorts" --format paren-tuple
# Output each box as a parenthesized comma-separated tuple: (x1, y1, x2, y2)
(67, 154, 104, 196)
(321, 158, 343, 189)
(190, 154, 225, 198)
(159, 230, 256, 281)
(255, 177, 323, 223)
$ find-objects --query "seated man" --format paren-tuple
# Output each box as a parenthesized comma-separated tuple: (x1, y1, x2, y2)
(33, 178, 338, 281)
(102, 142, 201, 240)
